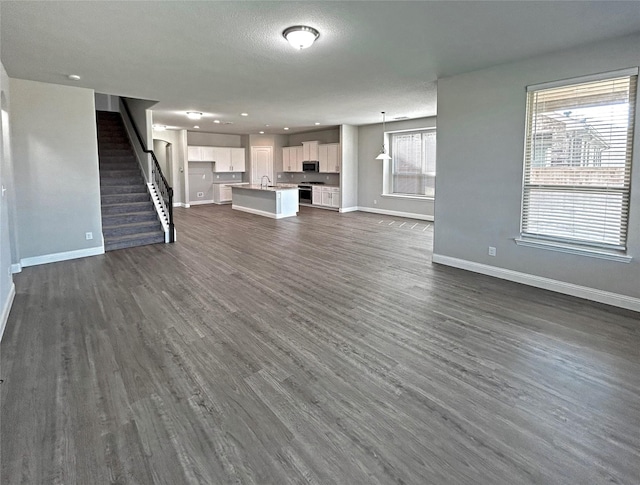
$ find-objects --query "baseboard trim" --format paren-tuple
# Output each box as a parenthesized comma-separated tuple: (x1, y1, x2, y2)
(173, 202, 189, 208)
(189, 200, 215, 206)
(232, 204, 296, 219)
(357, 206, 434, 221)
(0, 282, 16, 342)
(339, 206, 359, 213)
(11, 263, 22, 274)
(432, 254, 640, 313)
(20, 246, 105, 268)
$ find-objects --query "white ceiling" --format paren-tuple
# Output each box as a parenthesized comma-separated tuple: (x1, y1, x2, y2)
(2, 1, 640, 135)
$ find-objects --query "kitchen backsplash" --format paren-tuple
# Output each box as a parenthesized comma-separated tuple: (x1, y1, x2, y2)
(277, 172, 340, 186)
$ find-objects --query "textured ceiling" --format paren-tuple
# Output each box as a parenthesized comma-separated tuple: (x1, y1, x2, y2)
(2, 1, 640, 135)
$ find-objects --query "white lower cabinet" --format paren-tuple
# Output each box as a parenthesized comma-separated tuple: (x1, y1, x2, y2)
(213, 183, 243, 203)
(312, 186, 322, 205)
(313, 186, 340, 209)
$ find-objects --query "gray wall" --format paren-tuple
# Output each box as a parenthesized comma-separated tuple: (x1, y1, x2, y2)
(10, 78, 103, 261)
(187, 131, 242, 147)
(288, 128, 340, 146)
(94, 93, 120, 112)
(434, 33, 640, 300)
(358, 117, 436, 219)
(121, 97, 156, 181)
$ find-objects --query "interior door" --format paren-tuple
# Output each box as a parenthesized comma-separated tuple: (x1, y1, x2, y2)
(251, 146, 273, 185)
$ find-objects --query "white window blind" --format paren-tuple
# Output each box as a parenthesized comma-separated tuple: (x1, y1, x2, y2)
(391, 130, 436, 197)
(522, 73, 637, 250)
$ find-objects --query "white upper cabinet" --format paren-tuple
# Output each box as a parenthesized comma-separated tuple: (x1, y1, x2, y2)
(188, 145, 245, 172)
(282, 147, 292, 172)
(295, 146, 304, 171)
(230, 148, 246, 172)
(302, 141, 319, 161)
(211, 147, 231, 168)
(188, 146, 203, 161)
(319, 143, 340, 173)
(282, 146, 304, 172)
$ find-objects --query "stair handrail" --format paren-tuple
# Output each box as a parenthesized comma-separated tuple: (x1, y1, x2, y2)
(120, 98, 175, 243)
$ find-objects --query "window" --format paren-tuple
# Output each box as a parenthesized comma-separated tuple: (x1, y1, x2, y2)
(521, 70, 637, 251)
(390, 130, 436, 197)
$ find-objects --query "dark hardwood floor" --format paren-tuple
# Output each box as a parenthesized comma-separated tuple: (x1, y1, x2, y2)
(2, 205, 639, 484)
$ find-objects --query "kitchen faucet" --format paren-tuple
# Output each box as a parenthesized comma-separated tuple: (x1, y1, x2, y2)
(261, 175, 271, 188)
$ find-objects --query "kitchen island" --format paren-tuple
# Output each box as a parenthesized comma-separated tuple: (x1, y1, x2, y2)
(230, 184, 299, 219)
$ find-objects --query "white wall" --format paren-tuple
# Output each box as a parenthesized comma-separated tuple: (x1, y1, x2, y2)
(0, 57, 16, 340)
(358, 117, 436, 219)
(434, 33, 640, 309)
(340, 124, 358, 211)
(10, 78, 104, 266)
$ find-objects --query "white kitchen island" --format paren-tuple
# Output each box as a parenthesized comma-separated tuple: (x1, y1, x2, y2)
(230, 184, 299, 219)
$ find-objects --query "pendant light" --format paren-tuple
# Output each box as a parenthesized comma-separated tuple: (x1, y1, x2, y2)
(375, 111, 391, 160)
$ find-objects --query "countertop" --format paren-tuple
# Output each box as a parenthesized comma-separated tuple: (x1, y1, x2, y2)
(229, 183, 299, 192)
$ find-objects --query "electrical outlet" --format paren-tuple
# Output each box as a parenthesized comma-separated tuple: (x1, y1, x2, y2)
(216, 175, 220, 179)
(326, 176, 329, 180)
(232, 174, 236, 178)
(197, 191, 204, 198)
(374, 199, 377, 205)
(277, 174, 281, 179)
(85, 232, 93, 240)
(488, 246, 497, 256)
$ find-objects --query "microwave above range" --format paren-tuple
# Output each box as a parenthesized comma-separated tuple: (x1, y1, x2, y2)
(302, 161, 319, 172)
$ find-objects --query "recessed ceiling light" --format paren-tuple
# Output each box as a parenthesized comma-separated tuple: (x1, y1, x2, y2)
(283, 25, 320, 50)
(259, 131, 265, 134)
(153, 124, 167, 131)
(315, 122, 321, 125)
(284, 127, 289, 131)
(67, 74, 81, 81)
(186, 111, 203, 120)
(213, 119, 221, 124)
(194, 125, 200, 129)
(240, 113, 249, 117)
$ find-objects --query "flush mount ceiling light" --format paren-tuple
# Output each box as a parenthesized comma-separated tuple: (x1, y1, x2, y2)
(153, 124, 167, 131)
(283, 25, 319, 50)
(67, 74, 81, 81)
(375, 112, 392, 160)
(240, 112, 249, 117)
(213, 119, 221, 124)
(186, 111, 203, 120)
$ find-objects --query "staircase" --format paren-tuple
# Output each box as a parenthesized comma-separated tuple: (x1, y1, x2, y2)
(97, 111, 165, 251)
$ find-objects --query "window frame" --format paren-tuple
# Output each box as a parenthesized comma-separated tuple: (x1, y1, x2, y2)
(518, 68, 638, 261)
(383, 127, 436, 199)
